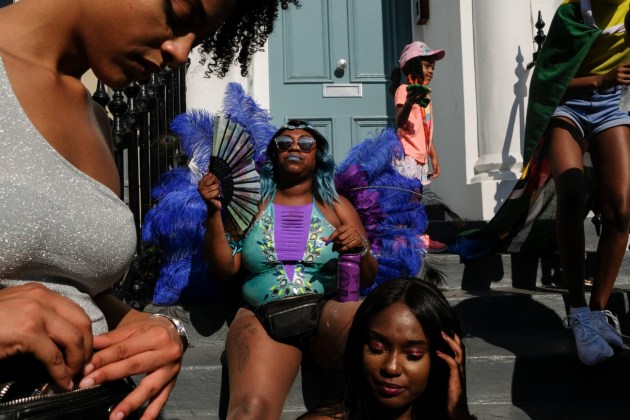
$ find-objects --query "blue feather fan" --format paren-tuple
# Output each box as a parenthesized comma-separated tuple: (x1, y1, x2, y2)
(142, 83, 272, 305)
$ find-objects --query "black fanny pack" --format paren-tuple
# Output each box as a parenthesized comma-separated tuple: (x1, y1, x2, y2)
(254, 294, 327, 341)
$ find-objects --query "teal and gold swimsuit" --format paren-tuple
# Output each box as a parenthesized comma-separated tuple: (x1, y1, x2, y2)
(239, 199, 338, 307)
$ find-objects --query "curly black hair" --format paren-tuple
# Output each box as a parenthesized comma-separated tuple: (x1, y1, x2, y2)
(198, 0, 301, 78)
(388, 56, 424, 96)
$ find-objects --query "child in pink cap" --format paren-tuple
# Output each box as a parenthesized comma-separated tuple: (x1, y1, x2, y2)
(390, 41, 447, 252)
(389, 40, 445, 184)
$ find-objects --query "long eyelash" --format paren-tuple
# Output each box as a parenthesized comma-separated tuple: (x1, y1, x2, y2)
(405, 353, 424, 361)
(367, 344, 385, 355)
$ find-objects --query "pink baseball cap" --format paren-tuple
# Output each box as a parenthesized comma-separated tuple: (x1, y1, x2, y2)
(399, 41, 445, 68)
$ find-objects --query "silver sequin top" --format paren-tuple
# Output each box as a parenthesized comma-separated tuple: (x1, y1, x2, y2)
(0, 58, 137, 333)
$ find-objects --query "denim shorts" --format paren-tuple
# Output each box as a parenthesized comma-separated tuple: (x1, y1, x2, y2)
(553, 85, 630, 140)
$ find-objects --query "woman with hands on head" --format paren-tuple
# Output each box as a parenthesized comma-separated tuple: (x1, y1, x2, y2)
(0, 0, 298, 418)
(300, 277, 474, 420)
(198, 120, 378, 419)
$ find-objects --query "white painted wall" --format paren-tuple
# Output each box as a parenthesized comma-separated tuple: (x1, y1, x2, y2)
(411, 0, 562, 220)
(81, 70, 98, 93)
(184, 0, 565, 221)
(186, 46, 271, 113)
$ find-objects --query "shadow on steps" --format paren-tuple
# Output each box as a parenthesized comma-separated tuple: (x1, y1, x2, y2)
(454, 292, 630, 419)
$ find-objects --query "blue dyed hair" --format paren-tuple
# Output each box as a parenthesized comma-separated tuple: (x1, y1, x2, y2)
(260, 119, 338, 206)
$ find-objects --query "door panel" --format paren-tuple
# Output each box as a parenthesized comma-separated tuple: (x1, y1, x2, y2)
(349, 0, 388, 82)
(282, 2, 331, 82)
(269, 0, 412, 163)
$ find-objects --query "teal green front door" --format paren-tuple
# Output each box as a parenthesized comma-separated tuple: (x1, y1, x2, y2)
(268, 0, 412, 163)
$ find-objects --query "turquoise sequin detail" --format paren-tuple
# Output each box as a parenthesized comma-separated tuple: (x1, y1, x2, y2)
(239, 202, 338, 307)
(260, 214, 328, 298)
(226, 233, 243, 257)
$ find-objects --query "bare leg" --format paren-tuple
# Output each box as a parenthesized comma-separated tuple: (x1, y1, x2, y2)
(225, 307, 302, 419)
(307, 299, 360, 369)
(589, 125, 630, 310)
(548, 119, 617, 364)
(547, 118, 587, 308)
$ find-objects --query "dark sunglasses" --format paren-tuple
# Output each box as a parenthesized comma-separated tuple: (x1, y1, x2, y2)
(274, 135, 317, 152)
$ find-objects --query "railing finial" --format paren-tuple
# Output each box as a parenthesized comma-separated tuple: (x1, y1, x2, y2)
(527, 10, 547, 69)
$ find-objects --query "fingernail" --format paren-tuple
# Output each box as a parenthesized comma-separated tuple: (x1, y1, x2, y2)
(441, 331, 448, 339)
(79, 377, 95, 389)
(113, 412, 125, 420)
(325, 238, 331, 245)
(67, 380, 74, 390)
(83, 363, 94, 375)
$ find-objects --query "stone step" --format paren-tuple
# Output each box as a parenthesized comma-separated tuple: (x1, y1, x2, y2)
(448, 288, 630, 420)
(427, 251, 630, 291)
(153, 286, 630, 419)
(148, 213, 630, 419)
(423, 216, 630, 293)
(425, 216, 613, 253)
(147, 305, 314, 419)
(160, 346, 307, 418)
(158, 347, 324, 419)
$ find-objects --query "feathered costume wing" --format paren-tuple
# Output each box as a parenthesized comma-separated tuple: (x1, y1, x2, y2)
(141, 83, 275, 305)
(143, 83, 428, 304)
(335, 130, 427, 293)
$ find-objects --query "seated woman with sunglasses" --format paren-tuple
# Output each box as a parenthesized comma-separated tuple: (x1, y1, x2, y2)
(198, 120, 378, 419)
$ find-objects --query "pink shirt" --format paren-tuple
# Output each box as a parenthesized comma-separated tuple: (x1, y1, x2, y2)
(394, 84, 433, 164)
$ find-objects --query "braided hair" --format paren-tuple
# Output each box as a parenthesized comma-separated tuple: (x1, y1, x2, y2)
(198, 0, 300, 78)
(388, 56, 424, 96)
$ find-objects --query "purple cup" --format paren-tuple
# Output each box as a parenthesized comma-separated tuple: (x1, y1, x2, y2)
(338, 253, 360, 302)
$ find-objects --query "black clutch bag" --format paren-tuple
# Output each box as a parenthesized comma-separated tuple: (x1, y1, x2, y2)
(0, 355, 139, 420)
(0, 378, 138, 420)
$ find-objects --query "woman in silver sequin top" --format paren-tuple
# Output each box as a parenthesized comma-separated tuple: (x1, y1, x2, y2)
(0, 0, 298, 418)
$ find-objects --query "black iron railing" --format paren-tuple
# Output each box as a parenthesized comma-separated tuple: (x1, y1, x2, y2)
(527, 11, 547, 70)
(92, 65, 189, 307)
(92, 66, 187, 232)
